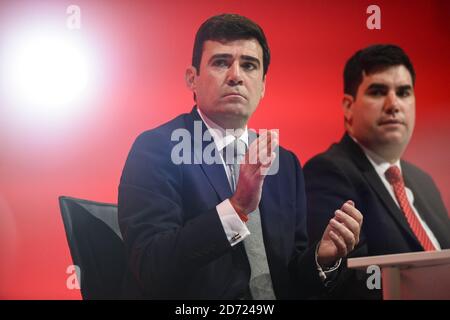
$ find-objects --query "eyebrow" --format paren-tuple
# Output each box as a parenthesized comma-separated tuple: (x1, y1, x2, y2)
(208, 54, 261, 67)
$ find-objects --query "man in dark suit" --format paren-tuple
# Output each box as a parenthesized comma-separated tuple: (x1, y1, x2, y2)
(118, 14, 363, 299)
(304, 44, 450, 299)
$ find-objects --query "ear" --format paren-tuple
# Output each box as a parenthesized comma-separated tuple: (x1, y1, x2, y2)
(342, 94, 354, 126)
(185, 66, 197, 91)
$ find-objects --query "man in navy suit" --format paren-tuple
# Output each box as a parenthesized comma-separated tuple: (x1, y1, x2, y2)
(118, 13, 363, 299)
(304, 44, 450, 299)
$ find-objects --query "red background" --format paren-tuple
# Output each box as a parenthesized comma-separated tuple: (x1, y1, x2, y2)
(0, 0, 449, 299)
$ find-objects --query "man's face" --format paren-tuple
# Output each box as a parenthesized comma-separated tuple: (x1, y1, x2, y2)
(343, 65, 416, 157)
(186, 39, 266, 128)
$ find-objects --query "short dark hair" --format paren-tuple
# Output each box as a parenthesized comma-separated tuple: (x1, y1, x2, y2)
(343, 44, 416, 97)
(192, 13, 270, 76)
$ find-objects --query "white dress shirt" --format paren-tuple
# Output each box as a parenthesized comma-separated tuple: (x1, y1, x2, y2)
(354, 138, 441, 250)
(197, 109, 250, 246)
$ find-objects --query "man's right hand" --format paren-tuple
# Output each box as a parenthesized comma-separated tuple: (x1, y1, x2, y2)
(230, 130, 279, 216)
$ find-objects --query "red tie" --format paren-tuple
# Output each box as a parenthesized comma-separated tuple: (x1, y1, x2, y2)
(385, 166, 436, 251)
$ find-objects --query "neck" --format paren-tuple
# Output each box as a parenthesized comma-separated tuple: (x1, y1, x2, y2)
(361, 141, 404, 164)
(217, 118, 247, 131)
(199, 110, 248, 131)
(347, 132, 404, 164)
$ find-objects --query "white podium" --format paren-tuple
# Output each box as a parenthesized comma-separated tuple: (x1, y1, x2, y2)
(348, 249, 450, 300)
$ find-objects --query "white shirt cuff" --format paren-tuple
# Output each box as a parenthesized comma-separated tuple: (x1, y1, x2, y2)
(217, 199, 250, 246)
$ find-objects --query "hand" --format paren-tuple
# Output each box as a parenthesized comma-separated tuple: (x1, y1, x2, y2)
(317, 200, 363, 267)
(230, 130, 278, 215)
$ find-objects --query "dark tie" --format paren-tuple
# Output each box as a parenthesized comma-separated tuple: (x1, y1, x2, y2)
(384, 165, 436, 251)
(223, 139, 276, 299)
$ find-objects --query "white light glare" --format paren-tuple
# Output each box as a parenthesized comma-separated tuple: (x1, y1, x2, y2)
(2, 29, 94, 120)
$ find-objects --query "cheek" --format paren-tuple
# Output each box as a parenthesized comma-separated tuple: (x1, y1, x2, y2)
(250, 80, 264, 97)
(359, 101, 380, 121)
(197, 78, 217, 96)
(353, 105, 368, 121)
(407, 102, 416, 119)
(407, 108, 416, 130)
(354, 114, 369, 132)
(353, 109, 377, 133)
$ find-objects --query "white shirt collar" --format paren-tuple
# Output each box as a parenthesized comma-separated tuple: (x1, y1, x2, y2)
(197, 108, 249, 151)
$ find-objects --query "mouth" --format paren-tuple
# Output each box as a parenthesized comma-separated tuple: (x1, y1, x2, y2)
(378, 119, 405, 126)
(222, 92, 247, 100)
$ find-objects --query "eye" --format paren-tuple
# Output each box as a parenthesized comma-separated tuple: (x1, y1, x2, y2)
(212, 59, 228, 68)
(241, 62, 257, 71)
(397, 88, 412, 97)
(367, 88, 386, 97)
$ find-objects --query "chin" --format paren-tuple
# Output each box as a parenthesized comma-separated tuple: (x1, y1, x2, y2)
(379, 134, 408, 147)
(220, 103, 249, 116)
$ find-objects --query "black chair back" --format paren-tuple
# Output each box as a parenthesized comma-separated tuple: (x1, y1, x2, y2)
(59, 196, 126, 299)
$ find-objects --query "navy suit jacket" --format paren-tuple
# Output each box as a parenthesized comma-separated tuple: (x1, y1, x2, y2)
(304, 133, 450, 299)
(118, 107, 324, 299)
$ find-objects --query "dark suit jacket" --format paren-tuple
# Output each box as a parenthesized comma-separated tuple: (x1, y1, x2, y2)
(303, 133, 450, 299)
(118, 107, 324, 299)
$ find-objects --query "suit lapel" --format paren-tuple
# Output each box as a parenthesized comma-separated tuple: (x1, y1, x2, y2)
(186, 107, 232, 202)
(341, 134, 422, 247)
(201, 162, 232, 201)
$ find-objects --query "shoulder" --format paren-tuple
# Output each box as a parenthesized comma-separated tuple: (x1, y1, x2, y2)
(278, 145, 299, 165)
(133, 113, 190, 150)
(302, 141, 368, 195)
(276, 145, 307, 178)
(401, 159, 438, 187)
(123, 112, 191, 172)
(120, 113, 190, 187)
(304, 141, 355, 175)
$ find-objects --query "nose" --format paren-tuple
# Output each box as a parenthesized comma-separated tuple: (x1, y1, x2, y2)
(384, 90, 400, 115)
(226, 61, 243, 86)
